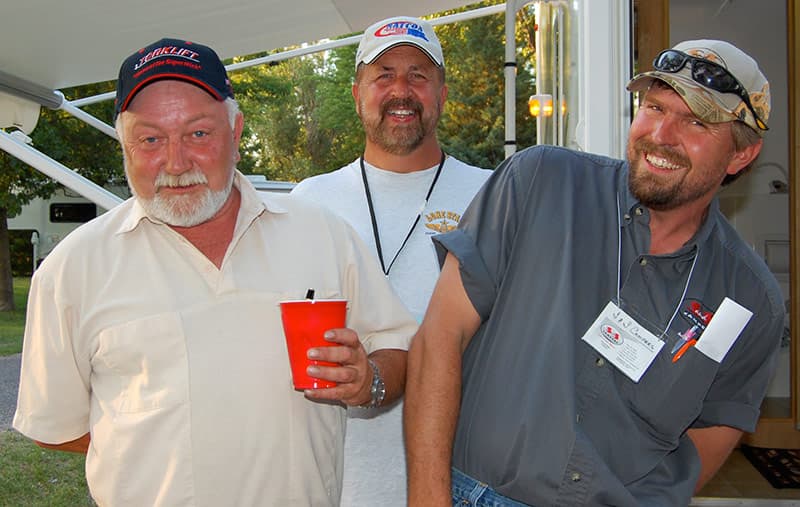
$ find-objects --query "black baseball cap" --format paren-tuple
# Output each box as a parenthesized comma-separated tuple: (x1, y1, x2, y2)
(114, 37, 234, 119)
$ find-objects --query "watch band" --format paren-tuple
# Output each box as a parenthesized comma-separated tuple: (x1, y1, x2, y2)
(360, 359, 386, 408)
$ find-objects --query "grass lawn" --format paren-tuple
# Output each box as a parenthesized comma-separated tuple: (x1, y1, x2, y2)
(0, 430, 94, 506)
(1, 278, 94, 505)
(0, 277, 29, 356)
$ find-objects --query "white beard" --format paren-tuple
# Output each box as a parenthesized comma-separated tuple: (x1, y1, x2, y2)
(131, 168, 235, 227)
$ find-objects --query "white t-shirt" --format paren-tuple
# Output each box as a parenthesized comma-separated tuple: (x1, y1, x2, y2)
(292, 156, 491, 506)
(14, 173, 417, 507)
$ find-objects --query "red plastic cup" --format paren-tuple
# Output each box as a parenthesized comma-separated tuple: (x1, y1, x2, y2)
(279, 299, 347, 390)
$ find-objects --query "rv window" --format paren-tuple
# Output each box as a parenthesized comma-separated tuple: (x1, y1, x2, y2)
(50, 203, 97, 223)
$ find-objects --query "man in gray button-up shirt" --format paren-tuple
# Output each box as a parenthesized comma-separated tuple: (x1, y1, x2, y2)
(405, 40, 784, 506)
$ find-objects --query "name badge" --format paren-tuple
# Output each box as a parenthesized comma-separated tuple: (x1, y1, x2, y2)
(581, 301, 664, 382)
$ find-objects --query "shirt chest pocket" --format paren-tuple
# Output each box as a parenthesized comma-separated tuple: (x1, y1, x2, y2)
(617, 345, 719, 442)
(93, 312, 188, 414)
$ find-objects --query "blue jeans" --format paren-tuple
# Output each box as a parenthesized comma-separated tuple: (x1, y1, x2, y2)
(451, 468, 532, 506)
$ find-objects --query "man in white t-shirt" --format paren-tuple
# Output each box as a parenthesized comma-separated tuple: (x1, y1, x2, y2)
(292, 15, 491, 506)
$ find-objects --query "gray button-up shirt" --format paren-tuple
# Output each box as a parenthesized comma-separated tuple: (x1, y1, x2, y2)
(435, 145, 785, 506)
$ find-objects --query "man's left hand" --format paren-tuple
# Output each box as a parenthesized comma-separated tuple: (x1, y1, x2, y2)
(304, 328, 372, 406)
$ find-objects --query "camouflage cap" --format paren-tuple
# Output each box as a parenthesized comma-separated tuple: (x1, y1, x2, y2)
(627, 39, 770, 134)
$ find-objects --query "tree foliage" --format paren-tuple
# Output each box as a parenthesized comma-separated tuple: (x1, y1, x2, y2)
(0, 82, 121, 310)
(230, 0, 537, 177)
(232, 44, 363, 181)
(435, 3, 537, 168)
(1, 1, 540, 311)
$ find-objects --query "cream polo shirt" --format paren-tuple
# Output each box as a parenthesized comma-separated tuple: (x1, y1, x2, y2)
(13, 172, 416, 507)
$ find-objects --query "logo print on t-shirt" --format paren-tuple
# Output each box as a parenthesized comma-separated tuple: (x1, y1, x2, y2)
(424, 210, 461, 233)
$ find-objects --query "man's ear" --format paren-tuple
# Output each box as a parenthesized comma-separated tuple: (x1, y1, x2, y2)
(352, 83, 360, 116)
(726, 138, 762, 177)
(233, 112, 244, 163)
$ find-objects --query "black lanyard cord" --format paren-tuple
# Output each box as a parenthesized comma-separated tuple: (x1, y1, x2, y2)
(360, 150, 446, 276)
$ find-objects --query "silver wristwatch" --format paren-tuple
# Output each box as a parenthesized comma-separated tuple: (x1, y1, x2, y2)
(360, 359, 386, 408)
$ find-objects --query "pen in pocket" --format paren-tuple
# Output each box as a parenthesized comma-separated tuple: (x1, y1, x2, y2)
(671, 325, 698, 355)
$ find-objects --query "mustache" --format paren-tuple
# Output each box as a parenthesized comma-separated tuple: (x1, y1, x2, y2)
(380, 98, 423, 117)
(631, 139, 691, 168)
(154, 169, 208, 191)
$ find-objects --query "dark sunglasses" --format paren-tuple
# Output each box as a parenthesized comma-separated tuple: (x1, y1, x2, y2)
(652, 49, 768, 131)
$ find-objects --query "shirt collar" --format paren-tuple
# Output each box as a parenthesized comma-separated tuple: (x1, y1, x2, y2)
(236, 171, 289, 230)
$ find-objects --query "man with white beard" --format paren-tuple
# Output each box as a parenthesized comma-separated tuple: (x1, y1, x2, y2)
(13, 37, 416, 507)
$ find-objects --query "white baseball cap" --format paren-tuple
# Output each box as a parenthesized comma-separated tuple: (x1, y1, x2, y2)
(356, 16, 444, 71)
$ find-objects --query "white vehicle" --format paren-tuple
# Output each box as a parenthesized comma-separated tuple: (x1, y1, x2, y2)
(7, 176, 292, 265)
(0, 0, 797, 501)
(7, 186, 126, 265)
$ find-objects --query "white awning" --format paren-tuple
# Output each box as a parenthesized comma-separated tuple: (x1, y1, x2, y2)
(1, 0, 476, 96)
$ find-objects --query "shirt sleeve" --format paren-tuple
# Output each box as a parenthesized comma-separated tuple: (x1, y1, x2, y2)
(693, 292, 785, 432)
(13, 268, 92, 444)
(289, 177, 314, 198)
(433, 147, 543, 321)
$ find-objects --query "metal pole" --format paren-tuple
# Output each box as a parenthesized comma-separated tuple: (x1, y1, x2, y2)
(504, 2, 519, 158)
(0, 130, 123, 210)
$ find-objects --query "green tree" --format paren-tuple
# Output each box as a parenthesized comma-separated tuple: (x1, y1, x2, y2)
(232, 44, 362, 182)
(435, 2, 537, 168)
(0, 3, 539, 310)
(0, 82, 121, 311)
(313, 44, 364, 172)
(231, 57, 299, 178)
(231, 1, 536, 178)
(0, 155, 55, 311)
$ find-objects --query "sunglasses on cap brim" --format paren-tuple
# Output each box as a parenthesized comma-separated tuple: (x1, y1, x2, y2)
(652, 49, 769, 131)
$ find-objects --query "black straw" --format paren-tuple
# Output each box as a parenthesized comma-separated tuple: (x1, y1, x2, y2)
(305, 289, 315, 300)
